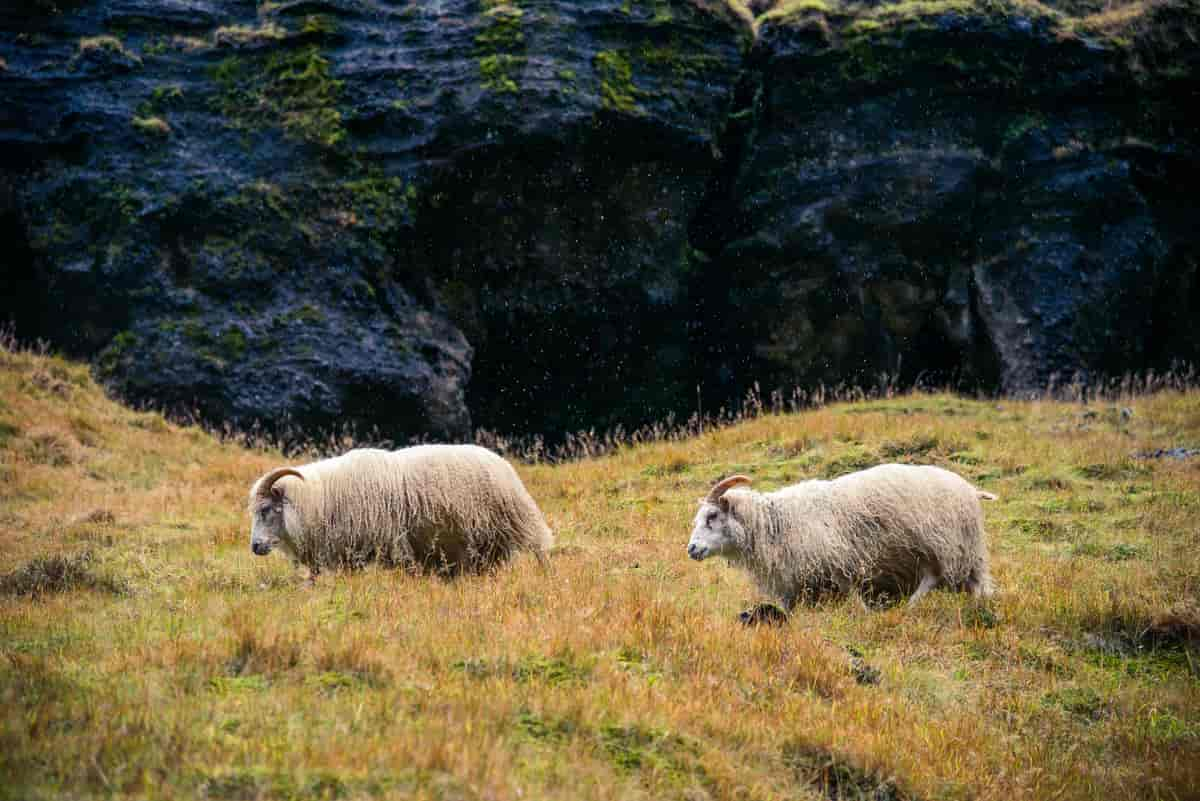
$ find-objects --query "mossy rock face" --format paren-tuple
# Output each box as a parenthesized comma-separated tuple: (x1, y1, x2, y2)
(73, 177, 470, 442)
(716, 0, 1200, 395)
(2, 0, 1199, 442)
(0, 0, 747, 443)
(210, 44, 345, 149)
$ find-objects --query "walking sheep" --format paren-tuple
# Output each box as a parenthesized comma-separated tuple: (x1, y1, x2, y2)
(248, 445, 553, 578)
(687, 464, 996, 608)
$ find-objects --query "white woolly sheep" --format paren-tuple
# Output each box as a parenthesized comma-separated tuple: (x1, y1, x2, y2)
(687, 464, 996, 608)
(248, 445, 553, 578)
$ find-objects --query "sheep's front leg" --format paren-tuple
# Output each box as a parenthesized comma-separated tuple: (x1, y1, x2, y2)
(907, 571, 939, 607)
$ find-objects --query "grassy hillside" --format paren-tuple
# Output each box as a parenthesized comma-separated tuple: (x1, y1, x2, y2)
(1, 336, 1197, 801)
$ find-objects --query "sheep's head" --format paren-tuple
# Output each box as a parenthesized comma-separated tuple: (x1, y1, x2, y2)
(249, 467, 303, 557)
(687, 475, 752, 561)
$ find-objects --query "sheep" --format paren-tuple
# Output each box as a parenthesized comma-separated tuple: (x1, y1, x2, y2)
(248, 445, 553, 579)
(686, 464, 996, 608)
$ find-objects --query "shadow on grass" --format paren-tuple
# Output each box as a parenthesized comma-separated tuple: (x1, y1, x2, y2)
(1077, 599, 1200, 678)
(783, 741, 917, 801)
(0, 551, 126, 599)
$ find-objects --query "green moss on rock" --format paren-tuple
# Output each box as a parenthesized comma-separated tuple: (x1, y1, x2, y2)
(210, 44, 345, 149)
(479, 54, 525, 93)
(476, 1, 526, 93)
(638, 35, 724, 90)
(301, 14, 339, 38)
(594, 50, 641, 114)
(97, 331, 138, 375)
(139, 84, 184, 116)
(216, 328, 248, 360)
(77, 34, 140, 62)
(278, 304, 326, 326)
(476, 3, 525, 50)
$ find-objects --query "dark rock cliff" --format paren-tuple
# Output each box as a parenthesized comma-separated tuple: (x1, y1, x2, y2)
(726, 2, 1200, 395)
(1, 0, 1197, 442)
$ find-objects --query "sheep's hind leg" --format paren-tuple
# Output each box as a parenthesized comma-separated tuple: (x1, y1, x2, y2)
(907, 571, 940, 607)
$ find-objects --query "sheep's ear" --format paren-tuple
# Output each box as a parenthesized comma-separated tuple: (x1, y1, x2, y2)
(719, 494, 746, 518)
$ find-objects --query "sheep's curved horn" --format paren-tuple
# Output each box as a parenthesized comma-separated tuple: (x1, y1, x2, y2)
(707, 475, 751, 504)
(257, 467, 304, 498)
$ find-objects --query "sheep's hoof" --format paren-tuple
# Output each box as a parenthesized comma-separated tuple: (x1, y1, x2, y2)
(739, 603, 789, 627)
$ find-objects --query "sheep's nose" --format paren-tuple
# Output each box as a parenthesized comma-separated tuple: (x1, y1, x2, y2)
(252, 542, 270, 556)
(687, 543, 701, 560)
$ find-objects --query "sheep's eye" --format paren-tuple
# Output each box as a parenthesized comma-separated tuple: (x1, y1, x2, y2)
(706, 511, 718, 525)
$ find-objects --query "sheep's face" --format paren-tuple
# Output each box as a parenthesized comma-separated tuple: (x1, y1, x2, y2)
(250, 488, 300, 559)
(687, 499, 744, 561)
(250, 497, 286, 556)
(249, 469, 304, 561)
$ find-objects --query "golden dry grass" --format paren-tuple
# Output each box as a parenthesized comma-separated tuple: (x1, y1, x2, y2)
(1, 340, 1198, 800)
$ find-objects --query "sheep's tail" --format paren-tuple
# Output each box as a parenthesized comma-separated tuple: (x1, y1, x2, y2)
(977, 490, 998, 501)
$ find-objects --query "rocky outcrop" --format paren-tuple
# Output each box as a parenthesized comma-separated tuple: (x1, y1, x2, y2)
(1, 0, 1197, 442)
(0, 0, 748, 439)
(719, 3, 1200, 393)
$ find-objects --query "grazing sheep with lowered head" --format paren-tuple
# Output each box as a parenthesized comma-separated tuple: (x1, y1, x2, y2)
(687, 464, 995, 608)
(249, 445, 553, 578)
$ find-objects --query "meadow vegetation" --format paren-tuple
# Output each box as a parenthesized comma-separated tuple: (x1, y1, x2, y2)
(0, 334, 1197, 800)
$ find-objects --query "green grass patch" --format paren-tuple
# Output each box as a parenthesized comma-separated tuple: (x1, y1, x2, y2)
(305, 670, 376, 694)
(1012, 517, 1072, 542)
(513, 653, 593, 686)
(207, 675, 270, 694)
(1076, 461, 1152, 481)
(821, 445, 879, 476)
(451, 653, 592, 686)
(515, 709, 578, 744)
(1071, 541, 1146, 561)
(597, 723, 701, 778)
(1042, 686, 1107, 720)
(879, 433, 942, 458)
(0, 419, 19, 447)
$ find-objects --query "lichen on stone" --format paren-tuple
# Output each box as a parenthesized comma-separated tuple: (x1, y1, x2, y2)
(131, 116, 171, 137)
(212, 23, 287, 48)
